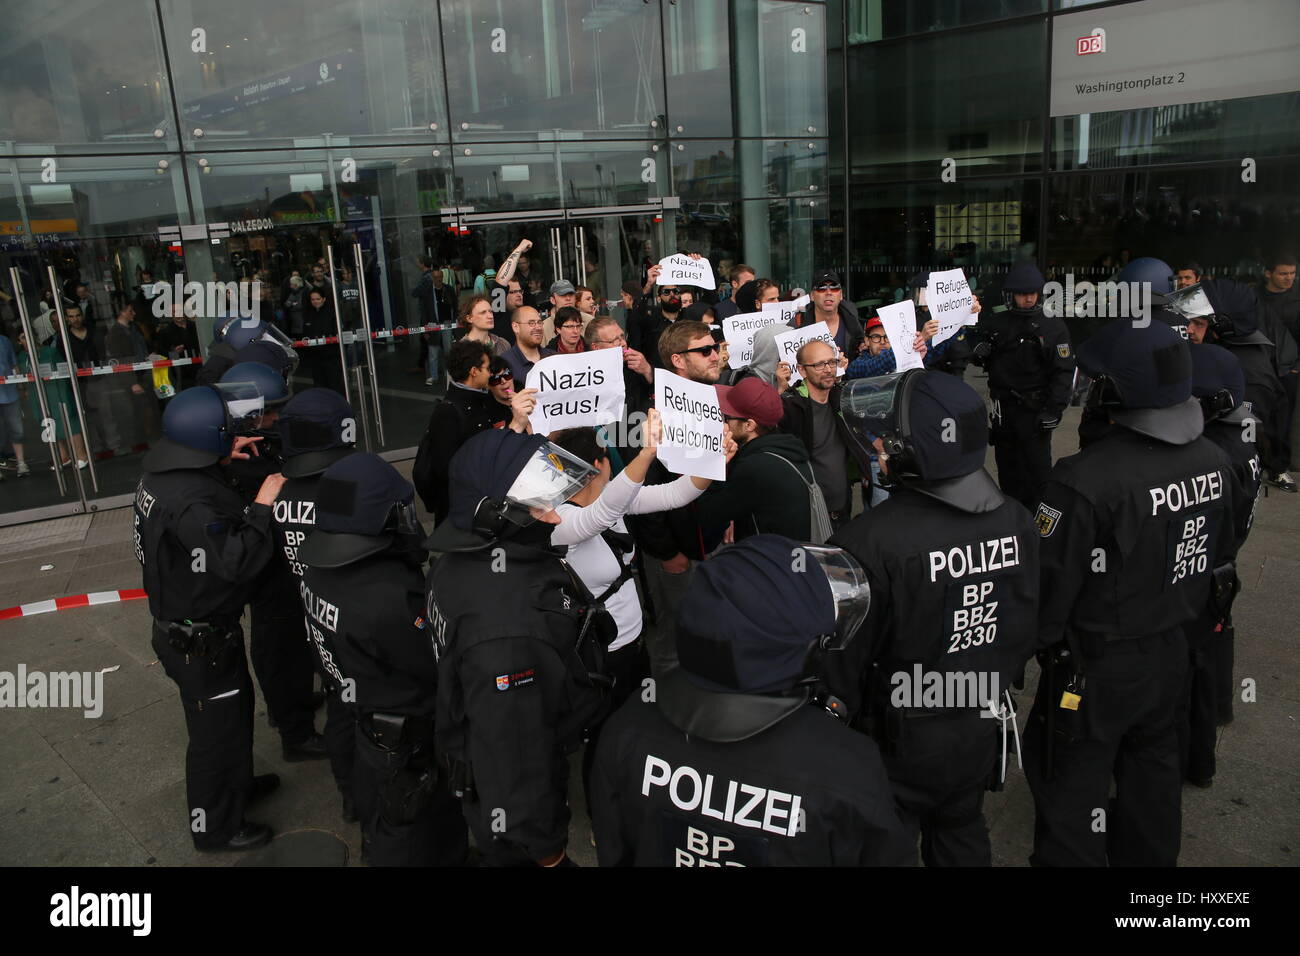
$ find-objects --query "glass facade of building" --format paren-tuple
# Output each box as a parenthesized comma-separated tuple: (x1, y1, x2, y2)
(0, 0, 1296, 524)
(0, 0, 829, 523)
(827, 0, 1300, 319)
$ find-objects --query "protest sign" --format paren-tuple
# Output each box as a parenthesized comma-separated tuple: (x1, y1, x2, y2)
(875, 300, 924, 372)
(925, 268, 977, 346)
(772, 321, 843, 385)
(722, 310, 787, 369)
(760, 293, 811, 324)
(657, 254, 716, 290)
(654, 369, 726, 481)
(525, 347, 626, 435)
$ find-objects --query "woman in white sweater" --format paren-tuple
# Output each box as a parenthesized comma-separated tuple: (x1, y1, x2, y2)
(549, 409, 735, 816)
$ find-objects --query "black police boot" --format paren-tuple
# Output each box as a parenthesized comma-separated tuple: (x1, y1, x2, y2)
(282, 732, 330, 762)
(249, 773, 281, 805)
(197, 822, 273, 853)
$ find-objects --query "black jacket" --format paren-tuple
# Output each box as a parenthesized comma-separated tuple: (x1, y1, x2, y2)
(411, 271, 457, 328)
(973, 306, 1075, 415)
(1255, 286, 1299, 376)
(694, 432, 817, 542)
(133, 466, 274, 624)
(414, 385, 498, 521)
(589, 694, 907, 866)
(427, 535, 603, 865)
(301, 551, 436, 715)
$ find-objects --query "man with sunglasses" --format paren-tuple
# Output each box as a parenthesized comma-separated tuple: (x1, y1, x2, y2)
(795, 270, 865, 362)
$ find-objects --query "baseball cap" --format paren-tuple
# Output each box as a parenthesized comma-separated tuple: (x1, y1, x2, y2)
(550, 280, 576, 296)
(715, 377, 784, 428)
(811, 270, 842, 289)
(865, 316, 884, 332)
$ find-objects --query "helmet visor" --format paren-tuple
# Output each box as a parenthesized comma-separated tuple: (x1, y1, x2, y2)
(212, 381, 265, 435)
(501, 441, 598, 526)
(840, 372, 909, 436)
(800, 545, 871, 651)
(1165, 282, 1214, 320)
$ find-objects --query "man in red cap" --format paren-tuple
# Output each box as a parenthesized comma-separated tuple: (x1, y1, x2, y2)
(693, 376, 820, 541)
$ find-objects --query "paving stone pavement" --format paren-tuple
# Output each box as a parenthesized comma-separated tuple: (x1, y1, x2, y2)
(0, 399, 1295, 867)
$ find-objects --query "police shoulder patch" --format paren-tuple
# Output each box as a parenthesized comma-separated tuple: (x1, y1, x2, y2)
(1056, 343, 1072, 358)
(1035, 503, 1062, 537)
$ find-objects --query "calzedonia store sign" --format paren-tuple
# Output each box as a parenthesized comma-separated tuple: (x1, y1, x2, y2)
(1050, 0, 1300, 116)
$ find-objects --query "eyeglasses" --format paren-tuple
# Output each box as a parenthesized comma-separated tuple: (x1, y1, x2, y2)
(597, 333, 627, 346)
(517, 319, 543, 328)
(675, 343, 720, 358)
(866, 333, 888, 342)
(813, 283, 841, 293)
(799, 358, 838, 371)
(557, 322, 582, 330)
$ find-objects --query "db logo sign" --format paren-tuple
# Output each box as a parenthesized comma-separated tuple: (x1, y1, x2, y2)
(1076, 28, 1106, 56)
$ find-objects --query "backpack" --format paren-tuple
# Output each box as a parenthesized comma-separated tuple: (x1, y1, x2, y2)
(763, 451, 834, 544)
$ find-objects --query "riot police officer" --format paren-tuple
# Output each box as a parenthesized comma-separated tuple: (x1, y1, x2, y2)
(827, 369, 1039, 866)
(298, 454, 468, 866)
(1024, 319, 1237, 867)
(134, 382, 286, 851)
(588, 534, 907, 866)
(425, 428, 605, 867)
(970, 262, 1074, 508)
(1178, 344, 1262, 786)
(220, 360, 327, 762)
(198, 318, 299, 386)
(271, 388, 360, 819)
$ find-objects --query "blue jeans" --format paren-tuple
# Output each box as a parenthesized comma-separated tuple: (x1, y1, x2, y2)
(869, 458, 891, 509)
(426, 338, 442, 381)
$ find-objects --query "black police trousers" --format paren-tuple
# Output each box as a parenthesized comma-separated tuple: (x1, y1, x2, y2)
(323, 689, 356, 799)
(1023, 629, 1187, 867)
(249, 568, 317, 746)
(991, 401, 1052, 510)
(353, 722, 467, 867)
(150, 622, 254, 849)
(1176, 608, 1229, 785)
(582, 638, 650, 814)
(879, 711, 998, 867)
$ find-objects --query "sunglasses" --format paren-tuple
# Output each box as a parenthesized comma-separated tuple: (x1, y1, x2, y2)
(488, 371, 513, 385)
(675, 344, 720, 358)
(813, 283, 841, 292)
(659, 288, 681, 296)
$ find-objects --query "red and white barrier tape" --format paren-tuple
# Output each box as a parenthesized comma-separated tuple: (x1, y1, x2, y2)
(2, 323, 459, 385)
(0, 588, 147, 622)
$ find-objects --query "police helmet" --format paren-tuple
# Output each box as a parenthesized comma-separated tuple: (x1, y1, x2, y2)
(1116, 256, 1175, 299)
(656, 534, 870, 743)
(1189, 343, 1253, 426)
(221, 319, 301, 375)
(142, 382, 265, 472)
(1170, 278, 1269, 346)
(277, 389, 357, 479)
(426, 428, 597, 550)
(296, 453, 424, 568)
(1001, 261, 1046, 309)
(1077, 319, 1202, 444)
(220, 360, 290, 409)
(841, 369, 1003, 512)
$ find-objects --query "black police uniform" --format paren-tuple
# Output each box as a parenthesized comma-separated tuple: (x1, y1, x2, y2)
(425, 429, 605, 866)
(1023, 324, 1237, 867)
(135, 441, 274, 849)
(973, 265, 1074, 509)
(299, 529, 467, 866)
(589, 534, 907, 867)
(271, 389, 359, 808)
(222, 379, 320, 754)
(828, 373, 1040, 866)
(1176, 346, 1262, 786)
